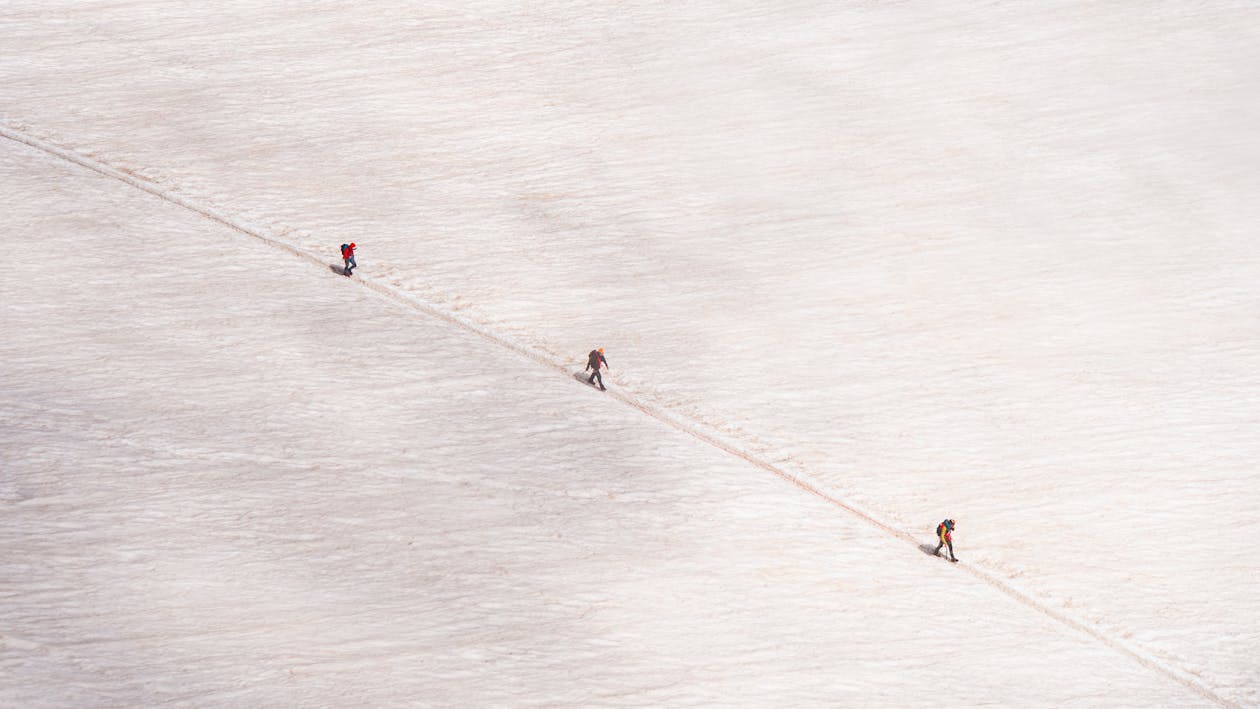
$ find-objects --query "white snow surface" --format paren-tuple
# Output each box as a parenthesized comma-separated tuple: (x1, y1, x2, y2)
(3, 1, 1260, 706)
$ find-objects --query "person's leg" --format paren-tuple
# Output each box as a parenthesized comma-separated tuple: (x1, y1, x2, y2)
(946, 540, 956, 561)
(933, 542, 943, 556)
(594, 370, 605, 390)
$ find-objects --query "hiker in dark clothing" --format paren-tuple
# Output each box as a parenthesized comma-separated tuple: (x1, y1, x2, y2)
(586, 348, 608, 390)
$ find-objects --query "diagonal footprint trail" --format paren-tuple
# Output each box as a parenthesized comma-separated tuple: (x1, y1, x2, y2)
(0, 124, 1237, 709)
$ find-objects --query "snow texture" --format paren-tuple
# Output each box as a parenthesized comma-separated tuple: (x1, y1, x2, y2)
(2, 1, 1259, 706)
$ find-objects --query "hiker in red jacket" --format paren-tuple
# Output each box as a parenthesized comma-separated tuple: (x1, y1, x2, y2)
(341, 242, 357, 276)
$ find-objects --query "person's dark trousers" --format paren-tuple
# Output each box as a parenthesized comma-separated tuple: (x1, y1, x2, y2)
(588, 370, 605, 390)
(934, 540, 955, 560)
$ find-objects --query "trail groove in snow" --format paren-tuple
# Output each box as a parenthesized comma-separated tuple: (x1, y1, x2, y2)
(0, 123, 1236, 708)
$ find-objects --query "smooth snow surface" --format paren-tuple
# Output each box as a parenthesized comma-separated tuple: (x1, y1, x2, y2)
(3, 2, 1259, 707)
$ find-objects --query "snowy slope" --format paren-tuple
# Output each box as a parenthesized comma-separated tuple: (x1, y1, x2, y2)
(3, 1, 1259, 706)
(0, 136, 1212, 708)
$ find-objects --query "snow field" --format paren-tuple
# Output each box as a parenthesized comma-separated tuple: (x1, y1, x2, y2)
(4, 1, 1260, 706)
